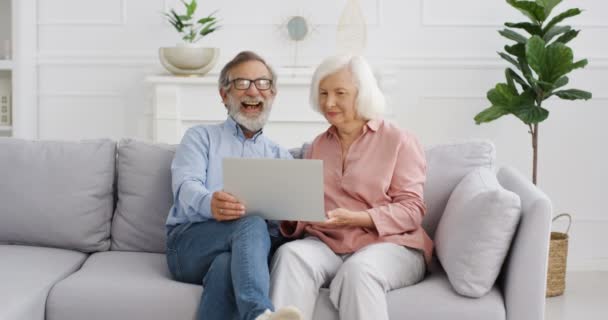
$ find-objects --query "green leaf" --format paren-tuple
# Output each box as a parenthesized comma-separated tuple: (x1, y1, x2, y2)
(554, 29, 579, 44)
(544, 42, 575, 82)
(554, 89, 592, 100)
(571, 59, 588, 70)
(483, 85, 546, 124)
(543, 8, 581, 33)
(185, 0, 197, 17)
(553, 76, 569, 89)
(199, 20, 219, 36)
(510, 88, 549, 124)
(507, 0, 547, 23)
(518, 58, 536, 85)
(488, 83, 518, 108)
(535, 76, 568, 96)
(526, 36, 580, 83)
(198, 16, 216, 25)
(499, 52, 520, 69)
(505, 69, 518, 93)
(499, 29, 528, 43)
(505, 22, 543, 36)
(526, 36, 546, 77)
(543, 25, 571, 42)
(505, 43, 526, 59)
(536, 0, 562, 16)
(507, 68, 531, 90)
(475, 105, 510, 124)
(536, 80, 554, 92)
(168, 10, 184, 31)
(513, 104, 550, 124)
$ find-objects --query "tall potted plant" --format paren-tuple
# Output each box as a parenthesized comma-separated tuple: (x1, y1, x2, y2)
(159, 0, 221, 76)
(474, 0, 591, 185)
(474, 0, 592, 298)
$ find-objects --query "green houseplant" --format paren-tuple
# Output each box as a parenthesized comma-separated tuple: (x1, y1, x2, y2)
(164, 0, 220, 44)
(474, 0, 592, 184)
(159, 0, 221, 76)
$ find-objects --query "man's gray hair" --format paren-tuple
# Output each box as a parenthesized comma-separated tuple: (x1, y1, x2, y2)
(309, 55, 385, 120)
(218, 51, 277, 93)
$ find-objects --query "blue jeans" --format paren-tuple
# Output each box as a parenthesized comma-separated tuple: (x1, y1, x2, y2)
(166, 215, 274, 320)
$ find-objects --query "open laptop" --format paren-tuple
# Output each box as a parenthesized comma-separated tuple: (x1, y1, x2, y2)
(223, 158, 326, 222)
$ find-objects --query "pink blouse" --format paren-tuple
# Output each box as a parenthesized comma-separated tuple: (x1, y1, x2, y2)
(280, 119, 433, 264)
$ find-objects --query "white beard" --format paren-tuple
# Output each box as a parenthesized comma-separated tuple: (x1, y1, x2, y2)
(226, 95, 273, 133)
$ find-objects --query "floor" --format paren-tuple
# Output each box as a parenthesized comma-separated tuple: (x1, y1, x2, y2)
(545, 271, 608, 320)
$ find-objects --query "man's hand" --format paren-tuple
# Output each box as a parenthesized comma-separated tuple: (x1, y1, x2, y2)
(211, 191, 245, 221)
(318, 208, 374, 228)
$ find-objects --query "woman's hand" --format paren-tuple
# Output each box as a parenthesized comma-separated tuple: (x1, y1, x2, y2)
(319, 208, 375, 228)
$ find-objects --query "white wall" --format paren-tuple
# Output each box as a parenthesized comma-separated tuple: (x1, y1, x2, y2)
(31, 0, 608, 270)
(0, 0, 10, 55)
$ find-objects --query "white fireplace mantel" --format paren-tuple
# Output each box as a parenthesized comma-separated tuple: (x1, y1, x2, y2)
(145, 69, 396, 148)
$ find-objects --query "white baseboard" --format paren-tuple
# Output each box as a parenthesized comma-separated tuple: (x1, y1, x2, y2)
(568, 258, 608, 272)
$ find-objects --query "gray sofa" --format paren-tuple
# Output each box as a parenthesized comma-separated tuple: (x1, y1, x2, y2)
(0, 137, 551, 320)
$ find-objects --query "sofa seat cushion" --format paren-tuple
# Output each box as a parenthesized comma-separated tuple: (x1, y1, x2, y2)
(312, 266, 505, 320)
(46, 251, 201, 320)
(0, 245, 87, 320)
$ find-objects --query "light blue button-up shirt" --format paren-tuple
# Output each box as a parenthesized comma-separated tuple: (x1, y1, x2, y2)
(166, 116, 293, 232)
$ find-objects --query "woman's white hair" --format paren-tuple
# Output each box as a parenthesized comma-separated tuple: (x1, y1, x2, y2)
(309, 55, 386, 120)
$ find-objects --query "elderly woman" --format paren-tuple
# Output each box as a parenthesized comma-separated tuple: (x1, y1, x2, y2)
(269, 55, 433, 320)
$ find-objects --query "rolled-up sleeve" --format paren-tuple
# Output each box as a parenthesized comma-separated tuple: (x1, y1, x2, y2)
(366, 134, 427, 237)
(171, 128, 213, 221)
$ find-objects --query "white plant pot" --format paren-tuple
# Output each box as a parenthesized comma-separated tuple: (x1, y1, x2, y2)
(159, 46, 219, 76)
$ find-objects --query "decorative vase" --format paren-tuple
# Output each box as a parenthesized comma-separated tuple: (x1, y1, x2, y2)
(336, 0, 367, 55)
(159, 44, 219, 76)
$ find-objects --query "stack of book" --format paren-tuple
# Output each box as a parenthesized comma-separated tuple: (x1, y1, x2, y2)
(0, 78, 10, 126)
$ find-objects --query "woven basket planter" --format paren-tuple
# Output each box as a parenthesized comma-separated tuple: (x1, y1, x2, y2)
(546, 213, 571, 297)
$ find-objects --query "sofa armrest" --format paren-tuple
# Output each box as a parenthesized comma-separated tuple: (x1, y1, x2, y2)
(497, 166, 552, 320)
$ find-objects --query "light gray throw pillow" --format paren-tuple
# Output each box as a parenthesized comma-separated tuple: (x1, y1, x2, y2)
(434, 167, 522, 298)
(110, 139, 176, 253)
(422, 140, 496, 237)
(0, 138, 115, 252)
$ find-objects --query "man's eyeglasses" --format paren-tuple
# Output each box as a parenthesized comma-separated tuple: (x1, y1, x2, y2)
(230, 78, 273, 91)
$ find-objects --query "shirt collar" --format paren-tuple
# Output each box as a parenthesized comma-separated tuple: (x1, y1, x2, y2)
(366, 119, 381, 132)
(326, 119, 382, 138)
(224, 116, 264, 142)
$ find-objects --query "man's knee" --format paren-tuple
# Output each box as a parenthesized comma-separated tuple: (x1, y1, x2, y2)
(234, 215, 268, 235)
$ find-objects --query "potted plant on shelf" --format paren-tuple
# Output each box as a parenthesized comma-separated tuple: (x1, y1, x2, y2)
(159, 0, 221, 76)
(474, 0, 592, 297)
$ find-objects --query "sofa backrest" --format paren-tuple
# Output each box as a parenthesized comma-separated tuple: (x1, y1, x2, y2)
(422, 140, 496, 237)
(110, 139, 176, 253)
(0, 137, 496, 254)
(0, 138, 116, 252)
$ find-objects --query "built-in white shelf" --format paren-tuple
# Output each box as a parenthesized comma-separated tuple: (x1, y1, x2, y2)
(0, 125, 13, 132)
(0, 60, 14, 70)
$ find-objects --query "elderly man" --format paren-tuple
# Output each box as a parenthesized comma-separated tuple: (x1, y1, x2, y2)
(165, 51, 302, 320)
